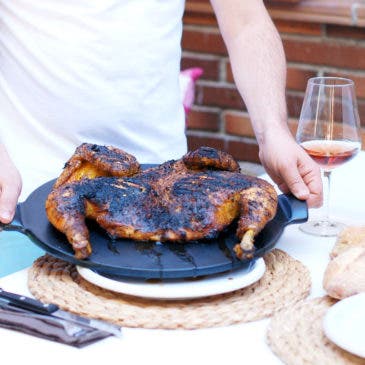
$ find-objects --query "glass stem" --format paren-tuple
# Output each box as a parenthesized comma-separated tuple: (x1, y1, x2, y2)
(322, 170, 331, 222)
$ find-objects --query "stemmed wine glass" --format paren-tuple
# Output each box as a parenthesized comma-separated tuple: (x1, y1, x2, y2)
(296, 77, 362, 236)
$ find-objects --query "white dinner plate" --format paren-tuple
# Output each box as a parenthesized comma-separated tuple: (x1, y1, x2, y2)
(77, 258, 266, 300)
(323, 293, 365, 358)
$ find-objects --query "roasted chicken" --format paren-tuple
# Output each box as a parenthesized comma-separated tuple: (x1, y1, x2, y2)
(46, 144, 278, 260)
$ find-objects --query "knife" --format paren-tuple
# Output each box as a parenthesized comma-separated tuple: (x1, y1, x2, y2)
(0, 298, 90, 337)
(0, 288, 122, 337)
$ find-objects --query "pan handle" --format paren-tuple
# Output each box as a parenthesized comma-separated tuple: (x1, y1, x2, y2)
(0, 204, 26, 234)
(278, 193, 308, 225)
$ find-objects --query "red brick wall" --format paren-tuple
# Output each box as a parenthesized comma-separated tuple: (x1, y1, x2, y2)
(182, 4, 365, 163)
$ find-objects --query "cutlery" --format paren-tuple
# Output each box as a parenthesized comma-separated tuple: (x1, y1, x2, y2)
(0, 288, 122, 337)
(0, 299, 88, 337)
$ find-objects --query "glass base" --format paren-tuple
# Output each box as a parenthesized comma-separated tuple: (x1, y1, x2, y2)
(299, 219, 346, 237)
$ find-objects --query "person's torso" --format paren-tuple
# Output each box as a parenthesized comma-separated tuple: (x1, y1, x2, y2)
(0, 0, 187, 199)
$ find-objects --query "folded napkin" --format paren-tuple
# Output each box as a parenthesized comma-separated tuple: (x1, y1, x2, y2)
(0, 303, 111, 347)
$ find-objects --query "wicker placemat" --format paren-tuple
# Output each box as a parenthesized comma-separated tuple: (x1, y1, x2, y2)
(267, 296, 365, 365)
(28, 249, 311, 329)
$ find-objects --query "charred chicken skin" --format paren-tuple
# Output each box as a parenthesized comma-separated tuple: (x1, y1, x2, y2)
(46, 144, 278, 260)
(54, 143, 141, 188)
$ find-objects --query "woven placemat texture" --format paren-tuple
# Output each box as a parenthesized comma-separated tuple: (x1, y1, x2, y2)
(28, 249, 311, 329)
(267, 296, 365, 365)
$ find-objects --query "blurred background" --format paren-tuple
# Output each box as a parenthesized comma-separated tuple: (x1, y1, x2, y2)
(182, 0, 365, 172)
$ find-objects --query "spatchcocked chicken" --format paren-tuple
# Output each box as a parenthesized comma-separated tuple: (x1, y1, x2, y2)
(45, 144, 278, 260)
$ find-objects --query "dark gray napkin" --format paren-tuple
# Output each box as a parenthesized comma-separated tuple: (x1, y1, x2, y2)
(0, 304, 111, 347)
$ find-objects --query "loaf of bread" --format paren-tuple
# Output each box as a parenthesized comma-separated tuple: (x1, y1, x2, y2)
(323, 226, 365, 299)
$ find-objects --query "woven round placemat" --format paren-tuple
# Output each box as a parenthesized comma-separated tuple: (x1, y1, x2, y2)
(267, 296, 365, 365)
(28, 249, 311, 329)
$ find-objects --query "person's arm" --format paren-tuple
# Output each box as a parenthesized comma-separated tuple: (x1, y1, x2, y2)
(0, 144, 22, 223)
(210, 0, 322, 207)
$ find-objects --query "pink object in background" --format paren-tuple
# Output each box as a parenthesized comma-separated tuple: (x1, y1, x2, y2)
(179, 67, 203, 116)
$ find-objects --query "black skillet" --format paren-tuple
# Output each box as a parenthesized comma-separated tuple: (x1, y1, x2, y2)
(1, 175, 308, 280)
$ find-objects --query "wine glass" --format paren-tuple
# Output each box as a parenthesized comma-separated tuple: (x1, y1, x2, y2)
(296, 77, 362, 236)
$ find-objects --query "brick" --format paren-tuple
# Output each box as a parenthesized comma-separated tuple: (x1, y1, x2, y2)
(223, 110, 299, 138)
(182, 1, 365, 158)
(186, 0, 210, 4)
(283, 38, 365, 70)
(286, 97, 365, 133)
(274, 19, 322, 36)
(223, 112, 255, 137)
(267, 1, 354, 26)
(323, 71, 365, 99)
(182, 28, 227, 55)
(266, 0, 301, 3)
(356, 5, 365, 27)
(186, 108, 220, 131)
(356, 100, 365, 128)
(286, 93, 305, 119)
(185, 0, 355, 27)
(183, 12, 217, 27)
(226, 140, 261, 164)
(356, 97, 365, 121)
(326, 24, 365, 40)
(187, 135, 225, 151)
(181, 56, 220, 81)
(226, 63, 317, 91)
(196, 84, 246, 110)
(286, 78, 365, 129)
(226, 62, 234, 84)
(286, 67, 317, 91)
(288, 118, 299, 137)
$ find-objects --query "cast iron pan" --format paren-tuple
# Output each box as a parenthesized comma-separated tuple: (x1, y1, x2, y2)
(1, 175, 308, 279)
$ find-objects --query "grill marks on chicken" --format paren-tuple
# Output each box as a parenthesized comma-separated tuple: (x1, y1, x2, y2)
(46, 145, 278, 260)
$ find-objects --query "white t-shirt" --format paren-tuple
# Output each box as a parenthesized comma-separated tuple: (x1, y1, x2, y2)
(0, 0, 187, 200)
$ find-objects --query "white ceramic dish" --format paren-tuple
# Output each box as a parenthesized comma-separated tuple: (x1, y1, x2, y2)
(77, 258, 266, 300)
(323, 292, 365, 358)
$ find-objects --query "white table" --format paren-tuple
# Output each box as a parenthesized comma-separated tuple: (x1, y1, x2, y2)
(1, 152, 364, 365)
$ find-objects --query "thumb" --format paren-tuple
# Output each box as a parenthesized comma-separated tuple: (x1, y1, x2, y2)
(0, 183, 20, 223)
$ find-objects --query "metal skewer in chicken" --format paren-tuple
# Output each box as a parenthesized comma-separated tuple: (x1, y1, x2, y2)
(45, 144, 278, 260)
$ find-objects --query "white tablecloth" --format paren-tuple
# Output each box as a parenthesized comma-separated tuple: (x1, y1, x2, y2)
(1, 152, 364, 365)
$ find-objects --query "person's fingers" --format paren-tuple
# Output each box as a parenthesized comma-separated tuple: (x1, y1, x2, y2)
(270, 163, 322, 208)
(306, 191, 322, 208)
(259, 139, 323, 207)
(0, 146, 22, 222)
(264, 160, 309, 198)
(277, 163, 310, 201)
(0, 190, 18, 223)
(277, 182, 290, 194)
(298, 160, 323, 208)
(0, 181, 21, 223)
(265, 171, 289, 194)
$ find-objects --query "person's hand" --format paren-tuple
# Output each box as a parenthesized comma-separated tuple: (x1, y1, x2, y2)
(0, 145, 22, 223)
(258, 129, 322, 208)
